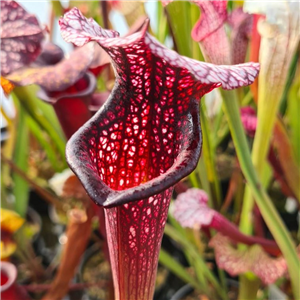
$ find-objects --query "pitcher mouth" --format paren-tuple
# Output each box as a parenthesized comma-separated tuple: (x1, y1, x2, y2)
(37, 72, 96, 104)
(66, 100, 202, 208)
(0, 262, 17, 292)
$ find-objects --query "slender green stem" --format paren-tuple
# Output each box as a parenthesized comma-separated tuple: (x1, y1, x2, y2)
(200, 104, 221, 208)
(189, 170, 200, 188)
(190, 3, 203, 61)
(164, 224, 228, 300)
(217, 268, 228, 297)
(185, 250, 210, 294)
(156, 1, 169, 44)
(212, 104, 224, 146)
(252, 106, 277, 177)
(279, 50, 299, 115)
(26, 115, 64, 172)
(12, 102, 29, 217)
(221, 89, 300, 299)
(241, 89, 254, 106)
(51, 1, 64, 17)
(165, 1, 192, 57)
(196, 157, 212, 204)
(238, 276, 260, 300)
(159, 249, 201, 290)
(239, 186, 253, 235)
(214, 89, 253, 149)
(1, 106, 17, 189)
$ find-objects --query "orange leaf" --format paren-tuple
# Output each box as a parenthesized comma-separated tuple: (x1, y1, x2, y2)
(1, 77, 15, 96)
(0, 240, 17, 260)
(1, 208, 24, 234)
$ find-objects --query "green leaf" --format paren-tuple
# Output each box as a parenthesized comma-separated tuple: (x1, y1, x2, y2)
(159, 249, 200, 290)
(164, 223, 228, 300)
(12, 102, 29, 217)
(200, 102, 221, 208)
(26, 115, 65, 172)
(190, 2, 203, 61)
(51, 1, 64, 17)
(26, 86, 65, 141)
(12, 86, 66, 160)
(279, 51, 299, 115)
(287, 80, 300, 164)
(156, 1, 169, 44)
(165, 1, 192, 57)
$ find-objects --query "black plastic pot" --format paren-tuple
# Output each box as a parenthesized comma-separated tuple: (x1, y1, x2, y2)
(27, 205, 62, 267)
(170, 284, 194, 300)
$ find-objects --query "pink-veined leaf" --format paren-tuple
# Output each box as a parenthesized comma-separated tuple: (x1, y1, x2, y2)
(7, 43, 95, 92)
(192, 0, 227, 41)
(209, 234, 294, 285)
(192, 2, 253, 65)
(228, 7, 253, 64)
(173, 188, 214, 228)
(173, 188, 280, 255)
(0, 0, 44, 75)
(192, 0, 230, 65)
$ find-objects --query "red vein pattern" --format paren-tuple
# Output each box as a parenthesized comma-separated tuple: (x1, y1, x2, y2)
(105, 189, 172, 299)
(59, 8, 259, 299)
